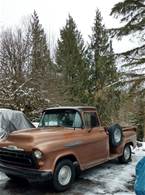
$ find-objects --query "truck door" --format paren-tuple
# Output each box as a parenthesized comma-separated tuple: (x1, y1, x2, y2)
(81, 111, 109, 166)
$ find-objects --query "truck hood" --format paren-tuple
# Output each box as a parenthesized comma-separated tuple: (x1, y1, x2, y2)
(0, 127, 76, 150)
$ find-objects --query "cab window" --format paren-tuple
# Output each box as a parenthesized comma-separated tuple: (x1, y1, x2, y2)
(39, 109, 83, 128)
(83, 112, 100, 128)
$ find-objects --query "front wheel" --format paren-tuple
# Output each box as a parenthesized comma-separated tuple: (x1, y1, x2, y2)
(52, 159, 75, 192)
(118, 144, 132, 163)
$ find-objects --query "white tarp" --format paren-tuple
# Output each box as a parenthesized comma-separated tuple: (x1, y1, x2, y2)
(0, 109, 35, 138)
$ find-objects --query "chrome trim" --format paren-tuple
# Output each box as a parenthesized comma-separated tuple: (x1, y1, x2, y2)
(64, 140, 83, 148)
(2, 145, 24, 151)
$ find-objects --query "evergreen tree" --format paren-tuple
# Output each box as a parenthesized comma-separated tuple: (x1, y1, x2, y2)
(110, 0, 145, 90)
(130, 96, 145, 141)
(111, 0, 145, 137)
(30, 10, 52, 96)
(23, 10, 53, 113)
(89, 9, 120, 124)
(56, 15, 88, 103)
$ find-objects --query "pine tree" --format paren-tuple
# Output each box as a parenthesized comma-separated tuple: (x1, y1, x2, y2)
(56, 15, 89, 103)
(89, 9, 120, 124)
(110, 0, 145, 91)
(111, 0, 145, 137)
(130, 96, 145, 141)
(30, 10, 52, 95)
(23, 10, 53, 113)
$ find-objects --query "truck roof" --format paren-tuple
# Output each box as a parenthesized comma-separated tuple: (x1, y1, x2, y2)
(43, 106, 97, 112)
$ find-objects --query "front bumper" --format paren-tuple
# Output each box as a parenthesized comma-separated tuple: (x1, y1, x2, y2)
(0, 163, 52, 182)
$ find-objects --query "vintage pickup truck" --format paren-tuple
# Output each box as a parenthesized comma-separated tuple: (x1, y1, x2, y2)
(0, 106, 136, 191)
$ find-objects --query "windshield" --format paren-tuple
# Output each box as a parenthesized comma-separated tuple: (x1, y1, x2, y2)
(38, 109, 83, 128)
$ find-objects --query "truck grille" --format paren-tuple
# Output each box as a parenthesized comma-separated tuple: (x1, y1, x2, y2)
(0, 148, 38, 168)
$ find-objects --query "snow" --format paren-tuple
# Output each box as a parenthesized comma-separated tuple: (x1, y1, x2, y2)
(53, 144, 145, 195)
(78, 145, 145, 195)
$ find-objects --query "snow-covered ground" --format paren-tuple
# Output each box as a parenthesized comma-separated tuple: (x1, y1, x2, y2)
(61, 144, 145, 195)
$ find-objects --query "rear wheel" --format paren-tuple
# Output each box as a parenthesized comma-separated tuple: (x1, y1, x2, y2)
(118, 144, 132, 163)
(52, 159, 75, 192)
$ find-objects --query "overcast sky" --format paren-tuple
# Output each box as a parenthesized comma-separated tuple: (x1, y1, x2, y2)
(0, 0, 136, 53)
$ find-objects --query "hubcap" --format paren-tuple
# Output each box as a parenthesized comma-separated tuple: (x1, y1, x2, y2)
(124, 146, 130, 160)
(58, 165, 72, 186)
(114, 128, 121, 143)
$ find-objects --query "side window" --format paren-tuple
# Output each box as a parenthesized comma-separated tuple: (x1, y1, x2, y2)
(84, 112, 91, 128)
(73, 112, 82, 128)
(84, 112, 100, 128)
(91, 112, 100, 127)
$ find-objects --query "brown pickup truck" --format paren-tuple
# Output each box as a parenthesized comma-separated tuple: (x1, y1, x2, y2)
(0, 106, 136, 191)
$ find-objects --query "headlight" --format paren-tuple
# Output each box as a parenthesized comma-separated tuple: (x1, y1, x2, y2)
(33, 150, 43, 159)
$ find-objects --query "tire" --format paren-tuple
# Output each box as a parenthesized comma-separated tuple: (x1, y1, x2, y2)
(108, 124, 123, 147)
(118, 144, 132, 163)
(52, 159, 75, 192)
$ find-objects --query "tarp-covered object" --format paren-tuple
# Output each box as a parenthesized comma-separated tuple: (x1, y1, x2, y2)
(0, 109, 35, 138)
(135, 156, 145, 195)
